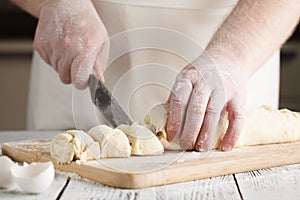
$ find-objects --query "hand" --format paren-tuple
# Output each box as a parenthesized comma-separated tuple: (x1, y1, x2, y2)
(34, 0, 109, 89)
(166, 54, 247, 151)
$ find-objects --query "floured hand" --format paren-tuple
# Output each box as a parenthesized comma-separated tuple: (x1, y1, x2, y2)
(34, 0, 109, 89)
(167, 54, 248, 152)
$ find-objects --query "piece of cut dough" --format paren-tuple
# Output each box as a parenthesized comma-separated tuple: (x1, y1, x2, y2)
(88, 125, 131, 158)
(117, 123, 164, 155)
(145, 103, 300, 150)
(144, 104, 182, 150)
(50, 130, 100, 164)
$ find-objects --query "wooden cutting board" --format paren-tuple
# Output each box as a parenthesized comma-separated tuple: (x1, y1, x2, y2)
(2, 140, 300, 189)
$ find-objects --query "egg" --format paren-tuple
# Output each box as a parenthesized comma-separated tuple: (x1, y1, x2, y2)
(0, 156, 16, 188)
(11, 161, 55, 193)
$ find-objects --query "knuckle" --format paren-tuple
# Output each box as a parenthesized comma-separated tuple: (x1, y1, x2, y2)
(199, 132, 209, 142)
(205, 106, 218, 117)
(172, 99, 184, 110)
(72, 67, 87, 82)
(59, 73, 71, 84)
(190, 106, 205, 116)
(180, 140, 194, 150)
(205, 100, 223, 118)
(167, 122, 181, 135)
(172, 80, 192, 100)
(180, 66, 198, 80)
(72, 72, 86, 83)
(232, 133, 241, 141)
(231, 110, 244, 120)
(195, 144, 208, 152)
(73, 80, 87, 90)
(173, 97, 183, 106)
(33, 42, 43, 55)
(32, 41, 39, 50)
(196, 138, 210, 151)
(34, 38, 48, 50)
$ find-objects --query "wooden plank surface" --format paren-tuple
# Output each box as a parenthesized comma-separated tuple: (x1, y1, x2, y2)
(0, 131, 59, 151)
(2, 131, 300, 199)
(0, 173, 68, 200)
(235, 164, 300, 200)
(60, 175, 240, 200)
(3, 139, 300, 189)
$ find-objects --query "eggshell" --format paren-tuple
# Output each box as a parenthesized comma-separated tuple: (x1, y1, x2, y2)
(0, 156, 16, 188)
(11, 161, 54, 193)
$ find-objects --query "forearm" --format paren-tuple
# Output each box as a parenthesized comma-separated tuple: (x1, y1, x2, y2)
(10, 0, 47, 18)
(206, 0, 300, 77)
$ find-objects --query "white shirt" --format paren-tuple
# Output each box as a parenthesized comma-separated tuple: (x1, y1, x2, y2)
(27, 0, 279, 130)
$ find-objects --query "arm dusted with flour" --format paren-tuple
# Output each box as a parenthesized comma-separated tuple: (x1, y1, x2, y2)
(10, 0, 109, 89)
(10, 0, 44, 17)
(206, 0, 300, 76)
(167, 0, 300, 152)
(207, 0, 300, 151)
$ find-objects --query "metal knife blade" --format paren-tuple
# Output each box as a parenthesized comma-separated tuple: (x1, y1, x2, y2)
(88, 74, 133, 128)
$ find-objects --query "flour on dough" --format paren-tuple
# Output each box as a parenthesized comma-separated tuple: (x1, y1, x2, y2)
(145, 103, 300, 150)
(144, 104, 182, 150)
(117, 122, 164, 155)
(88, 125, 131, 158)
(227, 105, 300, 148)
(50, 130, 100, 164)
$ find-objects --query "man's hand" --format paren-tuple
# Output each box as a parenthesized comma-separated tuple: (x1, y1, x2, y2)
(167, 55, 247, 151)
(167, 0, 299, 152)
(34, 0, 109, 89)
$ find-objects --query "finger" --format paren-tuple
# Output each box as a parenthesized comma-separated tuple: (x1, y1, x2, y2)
(49, 50, 61, 73)
(166, 94, 171, 103)
(71, 51, 97, 90)
(220, 98, 245, 151)
(94, 41, 109, 83)
(57, 56, 71, 84)
(55, 42, 77, 83)
(179, 81, 210, 150)
(166, 77, 192, 143)
(195, 89, 224, 151)
(33, 41, 51, 67)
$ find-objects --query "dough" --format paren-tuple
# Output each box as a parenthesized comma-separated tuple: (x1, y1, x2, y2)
(88, 125, 131, 158)
(144, 104, 182, 150)
(117, 123, 164, 155)
(226, 105, 300, 148)
(50, 130, 100, 164)
(145, 103, 300, 150)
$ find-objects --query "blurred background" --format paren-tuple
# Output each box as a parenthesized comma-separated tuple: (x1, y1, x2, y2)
(0, 0, 299, 130)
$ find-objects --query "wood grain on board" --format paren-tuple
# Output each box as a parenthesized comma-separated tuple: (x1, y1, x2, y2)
(2, 140, 300, 189)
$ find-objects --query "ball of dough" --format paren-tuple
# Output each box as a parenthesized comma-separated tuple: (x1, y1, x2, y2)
(144, 104, 182, 150)
(117, 123, 164, 155)
(50, 130, 100, 164)
(88, 125, 131, 158)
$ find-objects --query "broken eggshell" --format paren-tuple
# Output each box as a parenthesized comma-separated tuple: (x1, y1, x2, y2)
(0, 156, 16, 188)
(11, 161, 54, 193)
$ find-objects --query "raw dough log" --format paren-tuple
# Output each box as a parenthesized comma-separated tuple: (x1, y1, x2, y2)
(227, 105, 300, 148)
(50, 130, 100, 164)
(145, 103, 300, 150)
(88, 125, 131, 158)
(117, 123, 164, 155)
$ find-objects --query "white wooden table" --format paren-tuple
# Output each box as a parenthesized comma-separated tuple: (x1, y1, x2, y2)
(1, 131, 300, 200)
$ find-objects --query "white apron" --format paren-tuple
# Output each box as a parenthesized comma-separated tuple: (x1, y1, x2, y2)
(27, 0, 279, 130)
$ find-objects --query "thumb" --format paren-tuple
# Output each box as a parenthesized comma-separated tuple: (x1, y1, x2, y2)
(220, 97, 246, 151)
(94, 41, 109, 83)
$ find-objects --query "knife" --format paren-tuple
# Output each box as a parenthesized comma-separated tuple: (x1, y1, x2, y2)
(88, 74, 133, 128)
